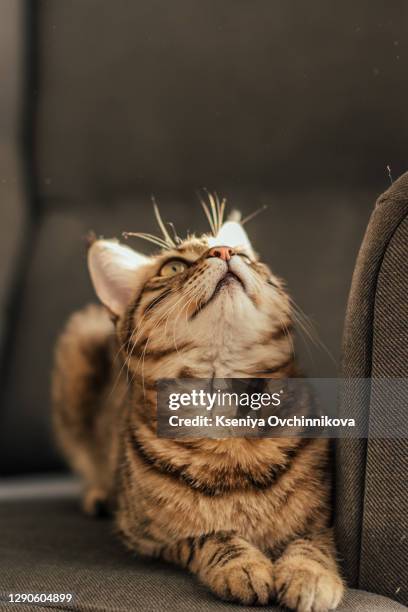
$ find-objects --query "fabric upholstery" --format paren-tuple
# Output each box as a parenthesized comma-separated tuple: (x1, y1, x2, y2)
(0, 190, 374, 474)
(34, 0, 408, 201)
(360, 215, 408, 599)
(335, 172, 408, 604)
(0, 479, 406, 611)
(0, 0, 27, 351)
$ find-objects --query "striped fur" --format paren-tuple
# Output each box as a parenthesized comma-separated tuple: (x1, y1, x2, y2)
(52, 227, 344, 611)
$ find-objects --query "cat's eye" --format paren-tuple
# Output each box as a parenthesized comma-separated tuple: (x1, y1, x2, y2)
(159, 259, 188, 277)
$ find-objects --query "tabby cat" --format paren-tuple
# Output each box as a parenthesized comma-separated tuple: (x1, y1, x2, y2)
(52, 198, 344, 611)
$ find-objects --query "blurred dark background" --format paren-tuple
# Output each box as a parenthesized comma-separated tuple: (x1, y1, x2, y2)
(0, 0, 407, 475)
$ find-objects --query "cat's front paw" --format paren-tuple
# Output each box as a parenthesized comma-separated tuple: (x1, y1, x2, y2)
(274, 559, 344, 612)
(205, 555, 274, 605)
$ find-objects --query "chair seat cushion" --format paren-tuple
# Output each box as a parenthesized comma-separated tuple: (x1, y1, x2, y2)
(0, 477, 406, 611)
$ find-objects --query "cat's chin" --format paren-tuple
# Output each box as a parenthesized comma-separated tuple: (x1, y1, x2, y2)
(207, 275, 248, 313)
(214, 272, 244, 295)
(199, 285, 255, 329)
(191, 272, 246, 320)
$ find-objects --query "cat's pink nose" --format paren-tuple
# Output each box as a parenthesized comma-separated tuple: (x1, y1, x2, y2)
(207, 246, 233, 261)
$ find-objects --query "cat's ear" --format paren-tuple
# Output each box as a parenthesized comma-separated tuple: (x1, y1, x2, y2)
(88, 240, 150, 316)
(211, 214, 254, 254)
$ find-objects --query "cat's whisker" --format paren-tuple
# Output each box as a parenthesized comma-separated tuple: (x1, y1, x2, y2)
(125, 287, 178, 361)
(171, 285, 202, 353)
(135, 288, 198, 395)
(123, 232, 170, 250)
(290, 298, 336, 366)
(167, 221, 182, 245)
(215, 193, 226, 234)
(277, 313, 296, 360)
(200, 197, 216, 236)
(152, 197, 177, 248)
(122, 290, 177, 365)
(206, 191, 218, 235)
(241, 204, 268, 226)
(290, 310, 316, 364)
(107, 286, 180, 398)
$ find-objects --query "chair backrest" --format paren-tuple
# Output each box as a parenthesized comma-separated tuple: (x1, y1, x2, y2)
(335, 172, 408, 605)
(0, 1, 406, 479)
(32, 0, 408, 202)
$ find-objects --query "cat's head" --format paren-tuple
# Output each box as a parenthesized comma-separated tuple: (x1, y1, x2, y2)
(87, 201, 294, 379)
